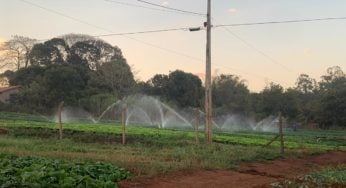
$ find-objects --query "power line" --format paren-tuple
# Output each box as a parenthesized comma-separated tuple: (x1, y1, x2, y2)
(104, 0, 180, 14)
(94, 27, 192, 37)
(19, 0, 114, 33)
(17, 0, 203, 62)
(214, 19, 297, 74)
(36, 27, 199, 42)
(214, 16, 346, 27)
(136, 0, 206, 16)
(16, 0, 289, 85)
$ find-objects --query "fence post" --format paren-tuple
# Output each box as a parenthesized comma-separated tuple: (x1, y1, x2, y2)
(194, 109, 200, 145)
(58, 101, 64, 140)
(122, 106, 127, 145)
(279, 112, 284, 155)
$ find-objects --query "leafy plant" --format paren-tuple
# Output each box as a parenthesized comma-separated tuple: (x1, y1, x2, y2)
(0, 154, 130, 188)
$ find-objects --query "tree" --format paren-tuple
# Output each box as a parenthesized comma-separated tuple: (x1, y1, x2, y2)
(295, 74, 317, 94)
(0, 35, 37, 70)
(319, 66, 345, 90)
(294, 74, 319, 124)
(94, 60, 136, 99)
(146, 74, 169, 96)
(29, 38, 70, 66)
(166, 70, 203, 108)
(212, 74, 250, 115)
(63, 34, 125, 70)
(317, 66, 346, 128)
(9, 64, 88, 113)
(257, 83, 285, 117)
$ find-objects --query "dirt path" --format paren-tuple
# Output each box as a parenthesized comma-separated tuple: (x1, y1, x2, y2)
(119, 151, 346, 188)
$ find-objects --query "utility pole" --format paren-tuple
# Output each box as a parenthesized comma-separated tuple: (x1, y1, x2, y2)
(205, 0, 212, 144)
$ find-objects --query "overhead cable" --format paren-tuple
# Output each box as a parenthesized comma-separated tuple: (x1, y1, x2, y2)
(104, 0, 180, 14)
(219, 25, 298, 74)
(136, 0, 206, 16)
(214, 16, 346, 27)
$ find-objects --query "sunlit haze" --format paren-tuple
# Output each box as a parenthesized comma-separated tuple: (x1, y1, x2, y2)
(1, 0, 346, 91)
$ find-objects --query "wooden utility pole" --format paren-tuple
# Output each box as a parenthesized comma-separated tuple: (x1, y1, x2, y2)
(58, 101, 64, 140)
(121, 107, 127, 145)
(279, 112, 284, 155)
(205, 0, 213, 144)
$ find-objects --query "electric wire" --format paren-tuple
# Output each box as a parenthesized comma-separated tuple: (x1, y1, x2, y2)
(214, 19, 298, 75)
(16, 0, 299, 85)
(136, 0, 206, 16)
(95, 27, 191, 37)
(214, 16, 346, 27)
(17, 0, 203, 63)
(104, 0, 181, 14)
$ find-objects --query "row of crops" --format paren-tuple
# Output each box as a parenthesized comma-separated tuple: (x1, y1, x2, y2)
(272, 165, 346, 187)
(0, 112, 345, 187)
(0, 154, 130, 188)
(0, 117, 345, 150)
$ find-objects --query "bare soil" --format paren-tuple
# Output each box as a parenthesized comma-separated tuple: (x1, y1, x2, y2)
(119, 151, 346, 188)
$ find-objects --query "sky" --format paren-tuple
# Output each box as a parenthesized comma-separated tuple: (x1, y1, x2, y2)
(1, 0, 346, 91)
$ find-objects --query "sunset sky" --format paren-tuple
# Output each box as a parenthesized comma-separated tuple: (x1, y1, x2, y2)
(1, 0, 346, 91)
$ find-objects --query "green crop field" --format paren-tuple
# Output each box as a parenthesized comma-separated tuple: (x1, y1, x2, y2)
(0, 112, 345, 187)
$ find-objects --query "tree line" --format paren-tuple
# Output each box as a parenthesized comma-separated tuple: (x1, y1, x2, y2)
(0, 34, 345, 128)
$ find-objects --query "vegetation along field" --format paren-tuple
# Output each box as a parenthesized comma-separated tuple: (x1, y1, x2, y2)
(0, 112, 345, 187)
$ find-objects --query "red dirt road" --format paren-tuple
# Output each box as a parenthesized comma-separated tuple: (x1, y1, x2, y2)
(119, 151, 346, 188)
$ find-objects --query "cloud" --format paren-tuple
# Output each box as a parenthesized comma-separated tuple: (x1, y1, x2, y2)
(228, 8, 237, 14)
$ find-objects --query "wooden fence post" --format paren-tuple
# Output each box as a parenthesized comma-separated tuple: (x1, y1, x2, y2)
(194, 109, 200, 145)
(58, 101, 64, 140)
(279, 112, 284, 155)
(122, 106, 127, 145)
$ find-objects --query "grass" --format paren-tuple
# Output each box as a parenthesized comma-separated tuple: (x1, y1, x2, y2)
(272, 165, 346, 187)
(1, 119, 345, 150)
(0, 115, 345, 177)
(0, 135, 281, 176)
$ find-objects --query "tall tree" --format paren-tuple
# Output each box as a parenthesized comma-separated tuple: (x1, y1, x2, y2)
(319, 66, 345, 90)
(29, 38, 70, 66)
(94, 60, 136, 99)
(212, 74, 250, 115)
(257, 83, 285, 117)
(317, 66, 346, 128)
(295, 74, 317, 94)
(0, 36, 37, 70)
(146, 74, 169, 96)
(166, 70, 203, 108)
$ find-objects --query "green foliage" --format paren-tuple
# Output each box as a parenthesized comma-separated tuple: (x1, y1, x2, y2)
(272, 165, 346, 187)
(80, 93, 116, 116)
(212, 74, 250, 115)
(143, 70, 203, 108)
(0, 154, 130, 188)
(166, 70, 203, 107)
(0, 114, 344, 151)
(318, 76, 346, 128)
(2, 34, 346, 129)
(5, 35, 136, 114)
(97, 60, 136, 98)
(29, 38, 70, 66)
(0, 114, 345, 176)
(9, 64, 88, 113)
